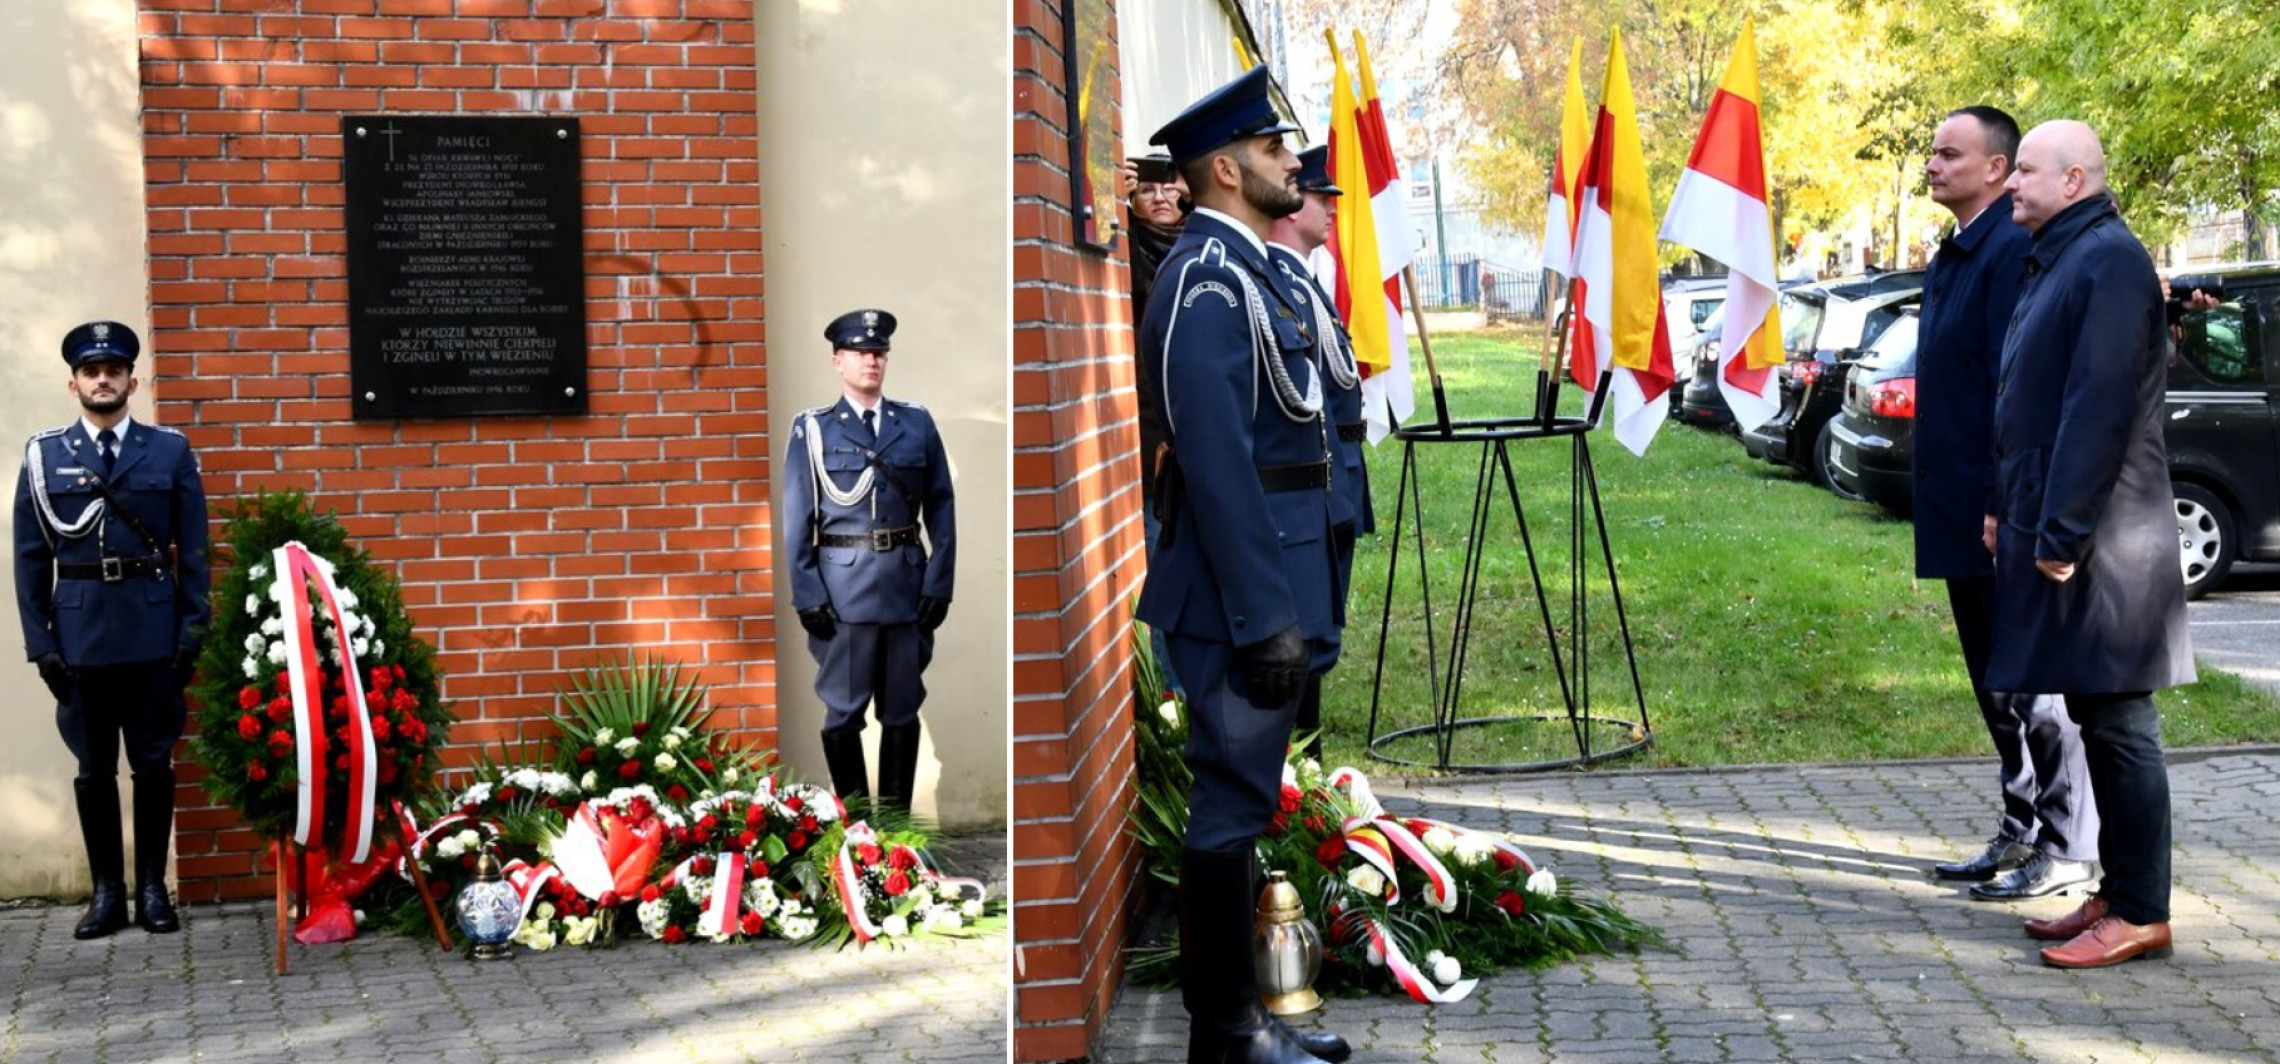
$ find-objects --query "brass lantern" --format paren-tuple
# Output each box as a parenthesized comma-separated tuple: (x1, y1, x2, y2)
(1252, 870, 1323, 1014)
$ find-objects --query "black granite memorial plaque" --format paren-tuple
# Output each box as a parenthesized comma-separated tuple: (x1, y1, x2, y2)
(344, 115, 587, 418)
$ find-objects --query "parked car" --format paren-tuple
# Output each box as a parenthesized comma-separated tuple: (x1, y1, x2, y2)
(1663, 276, 1727, 356)
(2163, 263, 2280, 598)
(1740, 270, 1925, 469)
(1676, 280, 1821, 431)
(1823, 309, 1920, 512)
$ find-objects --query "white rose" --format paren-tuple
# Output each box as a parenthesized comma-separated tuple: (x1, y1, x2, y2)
(924, 906, 964, 933)
(1432, 954, 1462, 986)
(454, 829, 481, 850)
(662, 732, 683, 750)
(654, 752, 678, 772)
(580, 770, 598, 792)
(535, 901, 555, 921)
(909, 886, 934, 910)
(1421, 827, 1457, 856)
(266, 641, 287, 664)
(1525, 869, 1558, 897)
(961, 898, 985, 920)
(723, 767, 741, 784)
(881, 914, 909, 938)
(436, 837, 464, 860)
(614, 737, 641, 756)
(1345, 865, 1387, 897)
(563, 916, 597, 947)
(1452, 835, 1493, 868)
(1157, 700, 1180, 726)
(593, 727, 615, 746)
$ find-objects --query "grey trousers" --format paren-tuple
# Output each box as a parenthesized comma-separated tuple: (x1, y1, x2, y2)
(1948, 577, 2098, 861)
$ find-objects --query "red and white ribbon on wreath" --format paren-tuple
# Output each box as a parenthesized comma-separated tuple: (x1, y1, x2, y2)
(274, 541, 380, 863)
(390, 803, 497, 881)
(1402, 816, 1539, 876)
(1338, 815, 1458, 912)
(699, 852, 748, 938)
(1349, 912, 1479, 1004)
(501, 858, 564, 925)
(832, 822, 886, 943)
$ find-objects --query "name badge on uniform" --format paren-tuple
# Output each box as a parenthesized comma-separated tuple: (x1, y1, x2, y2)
(56, 467, 86, 476)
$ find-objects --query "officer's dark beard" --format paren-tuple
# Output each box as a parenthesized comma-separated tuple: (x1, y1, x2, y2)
(76, 389, 127, 415)
(1240, 164, 1303, 220)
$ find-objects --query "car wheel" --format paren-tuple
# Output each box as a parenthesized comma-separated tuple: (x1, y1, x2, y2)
(1817, 422, 1865, 501)
(2174, 482, 2237, 601)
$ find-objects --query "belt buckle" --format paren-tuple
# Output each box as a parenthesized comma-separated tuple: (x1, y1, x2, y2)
(100, 557, 124, 582)
(871, 528, 895, 552)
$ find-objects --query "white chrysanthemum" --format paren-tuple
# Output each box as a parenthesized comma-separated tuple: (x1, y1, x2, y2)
(744, 878, 781, 919)
(1525, 869, 1558, 898)
(249, 562, 268, 580)
(1157, 700, 1179, 725)
(1282, 762, 1299, 788)
(1452, 835, 1494, 868)
(540, 772, 576, 796)
(593, 727, 615, 746)
(334, 587, 359, 611)
(1421, 827, 1457, 856)
(1345, 865, 1387, 896)
(436, 836, 465, 860)
(351, 637, 370, 658)
(245, 594, 263, 615)
(636, 898, 670, 939)
(654, 752, 678, 772)
(459, 782, 493, 808)
(881, 913, 909, 938)
(243, 633, 265, 654)
(260, 617, 283, 636)
(614, 737, 640, 756)
(1432, 954, 1462, 985)
(242, 658, 259, 678)
(776, 901, 817, 941)
(369, 638, 384, 657)
(266, 641, 288, 664)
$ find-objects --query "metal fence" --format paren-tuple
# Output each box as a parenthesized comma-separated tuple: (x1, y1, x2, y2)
(1406, 254, 1547, 322)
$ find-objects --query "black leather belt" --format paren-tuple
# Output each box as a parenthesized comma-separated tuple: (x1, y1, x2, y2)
(819, 526, 920, 551)
(1337, 421, 1367, 443)
(1256, 461, 1330, 493)
(57, 554, 170, 582)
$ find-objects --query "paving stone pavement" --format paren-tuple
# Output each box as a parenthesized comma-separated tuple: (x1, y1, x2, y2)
(0, 833, 1006, 1064)
(1097, 751, 2280, 1064)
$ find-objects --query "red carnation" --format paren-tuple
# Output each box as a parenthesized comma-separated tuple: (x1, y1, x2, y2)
(788, 830, 808, 851)
(392, 663, 406, 681)
(739, 911, 764, 936)
(1268, 812, 1289, 835)
(377, 760, 399, 785)
(329, 694, 351, 721)
(248, 761, 269, 783)
(692, 856, 715, 876)
(750, 859, 768, 878)
(402, 719, 427, 744)
(237, 715, 262, 740)
(1492, 850, 1520, 873)
(275, 673, 293, 696)
(598, 890, 620, 908)
(332, 753, 348, 771)
(884, 870, 911, 896)
(370, 667, 393, 692)
(632, 722, 651, 737)
(390, 689, 414, 713)
(496, 786, 518, 802)
(693, 758, 715, 773)
(371, 716, 392, 741)
(238, 686, 262, 710)
(857, 842, 883, 866)
(618, 760, 642, 780)
(783, 796, 804, 814)
(799, 815, 818, 833)
(665, 784, 689, 804)
(743, 805, 765, 828)
(698, 815, 719, 833)
(576, 747, 597, 765)
(661, 925, 686, 944)
(1315, 837, 1346, 869)
(266, 697, 291, 720)
(738, 830, 759, 851)
(641, 885, 662, 903)
(1279, 784, 1302, 814)
(1495, 890, 1526, 917)
(888, 846, 919, 871)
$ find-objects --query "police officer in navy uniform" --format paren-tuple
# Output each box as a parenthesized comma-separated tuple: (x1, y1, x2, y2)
(1265, 144, 1371, 765)
(13, 321, 210, 939)
(1137, 68, 1352, 1064)
(781, 309, 955, 812)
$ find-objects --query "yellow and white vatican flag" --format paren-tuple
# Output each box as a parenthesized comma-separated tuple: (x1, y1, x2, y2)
(1658, 23, 1785, 432)
(1568, 29, 1674, 456)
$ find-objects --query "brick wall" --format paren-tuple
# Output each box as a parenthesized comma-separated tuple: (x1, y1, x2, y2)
(1011, 1, 1149, 1060)
(135, 0, 771, 900)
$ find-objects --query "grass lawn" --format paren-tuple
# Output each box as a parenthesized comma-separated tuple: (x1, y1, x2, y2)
(1316, 327, 2280, 773)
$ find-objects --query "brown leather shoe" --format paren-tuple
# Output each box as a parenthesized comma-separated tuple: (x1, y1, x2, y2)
(2025, 894, 2107, 941)
(2039, 915, 2172, 969)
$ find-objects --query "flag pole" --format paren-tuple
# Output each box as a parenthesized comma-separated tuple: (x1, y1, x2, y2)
(1399, 264, 1451, 433)
(1536, 271, 1570, 424)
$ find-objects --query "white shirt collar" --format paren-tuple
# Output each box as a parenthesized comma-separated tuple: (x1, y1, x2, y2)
(1194, 206, 1268, 258)
(1956, 199, 1996, 235)
(81, 413, 134, 446)
(1266, 239, 1308, 260)
(846, 395, 885, 420)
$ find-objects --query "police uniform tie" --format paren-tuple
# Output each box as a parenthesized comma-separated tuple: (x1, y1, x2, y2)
(862, 408, 877, 440)
(96, 428, 117, 478)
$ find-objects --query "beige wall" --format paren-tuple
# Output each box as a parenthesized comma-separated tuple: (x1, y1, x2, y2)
(0, 0, 151, 897)
(757, 1, 1009, 829)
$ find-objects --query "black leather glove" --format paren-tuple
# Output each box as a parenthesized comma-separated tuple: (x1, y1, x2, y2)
(917, 595, 950, 632)
(36, 652, 72, 704)
(1237, 626, 1307, 709)
(798, 605, 839, 642)
(172, 643, 201, 688)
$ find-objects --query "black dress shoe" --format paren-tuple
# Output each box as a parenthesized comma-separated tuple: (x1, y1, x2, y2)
(1933, 837, 2032, 881)
(1970, 851, 2096, 900)
(1271, 1017, 1349, 1063)
(75, 881, 129, 940)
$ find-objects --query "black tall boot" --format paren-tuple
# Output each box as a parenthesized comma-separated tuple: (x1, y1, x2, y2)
(131, 772, 181, 933)
(1181, 847, 1328, 1064)
(820, 726, 870, 801)
(71, 779, 128, 940)
(877, 722, 923, 814)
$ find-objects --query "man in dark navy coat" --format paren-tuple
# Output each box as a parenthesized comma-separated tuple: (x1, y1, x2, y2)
(781, 309, 956, 812)
(1914, 106, 2100, 901)
(14, 320, 210, 939)
(1989, 121, 2194, 969)
(1265, 144, 1369, 764)
(1138, 67, 1350, 1064)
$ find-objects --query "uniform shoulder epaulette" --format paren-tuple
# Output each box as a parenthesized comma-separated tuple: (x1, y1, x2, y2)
(31, 426, 69, 441)
(887, 398, 927, 412)
(146, 424, 186, 438)
(798, 404, 835, 419)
